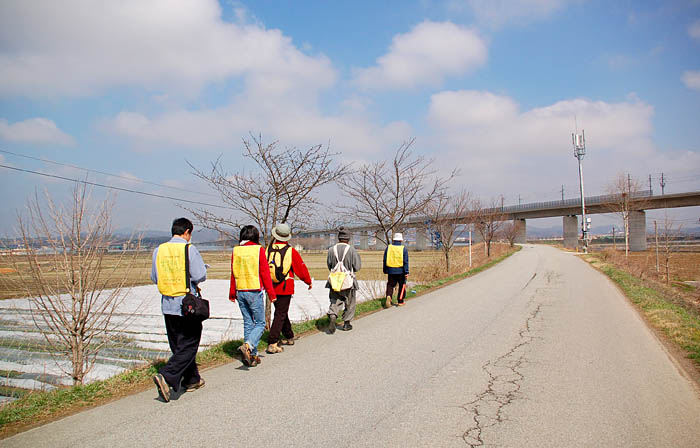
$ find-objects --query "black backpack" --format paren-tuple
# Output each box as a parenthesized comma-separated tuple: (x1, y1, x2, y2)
(267, 244, 292, 286)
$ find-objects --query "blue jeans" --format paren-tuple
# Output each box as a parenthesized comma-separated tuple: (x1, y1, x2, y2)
(237, 290, 266, 355)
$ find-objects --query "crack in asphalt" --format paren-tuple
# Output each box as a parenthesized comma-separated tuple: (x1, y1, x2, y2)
(459, 300, 543, 447)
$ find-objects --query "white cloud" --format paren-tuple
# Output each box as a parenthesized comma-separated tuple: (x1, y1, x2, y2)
(689, 20, 700, 40)
(426, 90, 699, 198)
(0, 118, 75, 146)
(353, 21, 487, 90)
(681, 70, 700, 91)
(102, 100, 412, 158)
(455, 0, 569, 28)
(0, 0, 336, 98)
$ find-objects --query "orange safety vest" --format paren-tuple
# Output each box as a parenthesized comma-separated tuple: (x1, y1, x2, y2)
(232, 245, 262, 290)
(386, 245, 405, 268)
(156, 242, 189, 296)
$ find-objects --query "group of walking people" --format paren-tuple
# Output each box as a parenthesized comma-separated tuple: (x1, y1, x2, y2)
(150, 218, 409, 402)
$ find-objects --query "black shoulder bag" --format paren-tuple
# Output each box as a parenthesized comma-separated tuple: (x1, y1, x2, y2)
(181, 244, 210, 320)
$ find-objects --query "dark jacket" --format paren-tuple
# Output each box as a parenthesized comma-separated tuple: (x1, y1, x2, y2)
(383, 242, 409, 275)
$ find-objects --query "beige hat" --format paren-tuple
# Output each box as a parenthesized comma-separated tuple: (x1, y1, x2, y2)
(392, 232, 403, 242)
(271, 223, 292, 242)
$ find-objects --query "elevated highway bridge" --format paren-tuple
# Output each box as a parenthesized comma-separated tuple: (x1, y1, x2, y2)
(299, 191, 700, 251)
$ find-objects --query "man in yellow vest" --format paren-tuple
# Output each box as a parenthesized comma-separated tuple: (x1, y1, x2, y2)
(383, 232, 409, 307)
(151, 217, 207, 403)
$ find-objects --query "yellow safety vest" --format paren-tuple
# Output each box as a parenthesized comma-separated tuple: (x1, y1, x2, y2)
(156, 242, 189, 297)
(387, 245, 405, 268)
(232, 245, 262, 290)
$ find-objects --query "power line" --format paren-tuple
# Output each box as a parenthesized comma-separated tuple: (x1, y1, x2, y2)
(0, 164, 234, 210)
(0, 148, 218, 198)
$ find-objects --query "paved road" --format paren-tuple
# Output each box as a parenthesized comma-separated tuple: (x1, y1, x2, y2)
(4, 245, 700, 447)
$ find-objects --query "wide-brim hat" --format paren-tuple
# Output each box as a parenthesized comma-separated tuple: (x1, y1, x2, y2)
(271, 223, 292, 241)
(392, 232, 403, 242)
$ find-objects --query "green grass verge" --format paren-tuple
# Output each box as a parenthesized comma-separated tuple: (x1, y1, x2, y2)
(0, 246, 520, 433)
(598, 262, 700, 366)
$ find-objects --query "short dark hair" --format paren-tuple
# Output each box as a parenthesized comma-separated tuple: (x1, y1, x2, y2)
(171, 217, 193, 236)
(240, 225, 260, 244)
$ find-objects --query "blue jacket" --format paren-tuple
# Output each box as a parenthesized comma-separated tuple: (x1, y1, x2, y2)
(382, 242, 409, 275)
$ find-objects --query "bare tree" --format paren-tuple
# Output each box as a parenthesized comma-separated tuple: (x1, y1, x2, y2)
(11, 184, 141, 385)
(660, 213, 682, 285)
(605, 173, 650, 257)
(188, 134, 351, 244)
(189, 134, 350, 326)
(500, 220, 520, 247)
(426, 189, 471, 272)
(472, 197, 506, 257)
(337, 139, 457, 245)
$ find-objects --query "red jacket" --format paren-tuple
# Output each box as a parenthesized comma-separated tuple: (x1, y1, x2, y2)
(268, 242, 312, 296)
(229, 241, 277, 302)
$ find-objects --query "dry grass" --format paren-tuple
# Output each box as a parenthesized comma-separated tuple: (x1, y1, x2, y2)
(1, 243, 505, 300)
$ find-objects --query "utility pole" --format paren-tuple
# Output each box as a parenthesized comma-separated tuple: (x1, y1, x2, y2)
(627, 173, 632, 194)
(612, 226, 616, 250)
(468, 224, 473, 268)
(648, 174, 653, 195)
(561, 185, 565, 201)
(572, 129, 588, 253)
(660, 172, 666, 195)
(518, 194, 522, 206)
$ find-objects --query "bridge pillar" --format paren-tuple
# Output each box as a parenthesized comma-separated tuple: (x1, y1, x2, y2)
(629, 210, 647, 251)
(514, 219, 527, 244)
(375, 231, 387, 249)
(415, 228, 427, 251)
(359, 231, 369, 250)
(563, 215, 578, 249)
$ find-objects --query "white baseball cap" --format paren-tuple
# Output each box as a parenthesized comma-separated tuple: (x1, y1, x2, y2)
(392, 232, 403, 242)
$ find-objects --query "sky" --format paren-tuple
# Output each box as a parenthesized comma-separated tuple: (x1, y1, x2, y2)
(1, 0, 699, 235)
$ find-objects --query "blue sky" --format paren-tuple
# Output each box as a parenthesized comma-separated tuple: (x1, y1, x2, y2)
(1, 0, 699, 233)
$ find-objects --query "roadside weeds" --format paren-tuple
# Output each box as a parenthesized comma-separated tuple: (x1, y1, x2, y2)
(0, 246, 520, 438)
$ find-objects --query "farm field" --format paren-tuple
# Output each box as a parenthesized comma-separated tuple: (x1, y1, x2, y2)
(0, 243, 507, 300)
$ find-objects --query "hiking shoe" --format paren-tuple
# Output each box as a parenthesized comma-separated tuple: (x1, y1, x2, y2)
(280, 337, 295, 346)
(385, 295, 392, 308)
(327, 316, 337, 334)
(266, 343, 284, 354)
(184, 379, 205, 392)
(238, 343, 252, 366)
(341, 321, 353, 331)
(250, 354, 261, 367)
(153, 374, 170, 402)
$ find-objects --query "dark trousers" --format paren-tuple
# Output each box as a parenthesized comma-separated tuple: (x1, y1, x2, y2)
(268, 294, 294, 344)
(386, 274, 407, 303)
(160, 314, 202, 392)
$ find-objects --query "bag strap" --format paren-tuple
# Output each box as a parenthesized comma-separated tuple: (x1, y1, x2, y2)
(335, 243, 349, 264)
(184, 243, 196, 296)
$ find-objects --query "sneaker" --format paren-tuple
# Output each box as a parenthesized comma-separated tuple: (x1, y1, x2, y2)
(398, 302, 405, 307)
(250, 354, 261, 367)
(238, 342, 252, 366)
(341, 321, 353, 331)
(184, 378, 205, 392)
(280, 337, 295, 346)
(328, 316, 337, 334)
(266, 343, 284, 354)
(385, 295, 392, 308)
(153, 374, 170, 402)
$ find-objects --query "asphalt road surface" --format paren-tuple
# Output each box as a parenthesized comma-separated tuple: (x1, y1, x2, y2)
(4, 245, 700, 447)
